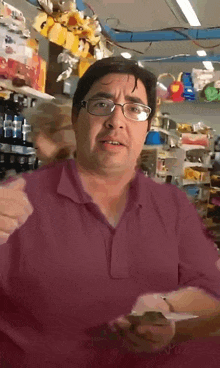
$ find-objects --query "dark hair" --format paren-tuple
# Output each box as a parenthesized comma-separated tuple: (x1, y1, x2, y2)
(72, 57, 157, 124)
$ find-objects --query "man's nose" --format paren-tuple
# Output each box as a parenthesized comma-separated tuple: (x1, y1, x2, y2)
(104, 105, 125, 129)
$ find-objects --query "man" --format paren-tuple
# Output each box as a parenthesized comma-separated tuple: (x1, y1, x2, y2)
(0, 57, 220, 367)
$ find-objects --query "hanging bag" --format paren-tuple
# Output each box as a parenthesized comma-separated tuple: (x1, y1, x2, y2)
(168, 72, 185, 102)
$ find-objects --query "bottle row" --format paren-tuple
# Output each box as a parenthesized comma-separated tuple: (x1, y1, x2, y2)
(0, 95, 33, 146)
(0, 152, 38, 180)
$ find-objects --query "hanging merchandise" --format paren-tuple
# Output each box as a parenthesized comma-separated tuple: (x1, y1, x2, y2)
(168, 73, 185, 102)
(0, 2, 47, 93)
(31, 0, 113, 79)
(201, 81, 220, 103)
(192, 69, 220, 102)
(181, 72, 196, 101)
(156, 73, 174, 102)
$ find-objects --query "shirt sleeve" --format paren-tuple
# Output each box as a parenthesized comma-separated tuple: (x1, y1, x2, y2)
(177, 190, 220, 300)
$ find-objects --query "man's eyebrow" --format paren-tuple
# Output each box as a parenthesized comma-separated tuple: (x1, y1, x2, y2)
(125, 95, 146, 105)
(90, 92, 114, 99)
(89, 92, 147, 106)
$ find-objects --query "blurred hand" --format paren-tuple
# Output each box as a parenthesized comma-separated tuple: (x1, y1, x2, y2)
(131, 293, 171, 315)
(0, 177, 33, 244)
(108, 293, 175, 353)
(109, 314, 175, 354)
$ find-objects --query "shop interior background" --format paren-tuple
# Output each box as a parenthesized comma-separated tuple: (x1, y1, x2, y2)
(9, 0, 220, 134)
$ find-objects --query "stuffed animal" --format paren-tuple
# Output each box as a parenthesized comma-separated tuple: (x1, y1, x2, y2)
(33, 12, 55, 37)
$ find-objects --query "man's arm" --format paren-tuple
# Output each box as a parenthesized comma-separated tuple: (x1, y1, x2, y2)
(173, 313, 220, 344)
(165, 286, 220, 317)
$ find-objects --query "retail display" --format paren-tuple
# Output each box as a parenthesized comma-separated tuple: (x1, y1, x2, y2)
(30, 0, 113, 80)
(0, 2, 57, 181)
(0, 1, 53, 100)
(0, 92, 37, 181)
(142, 113, 216, 219)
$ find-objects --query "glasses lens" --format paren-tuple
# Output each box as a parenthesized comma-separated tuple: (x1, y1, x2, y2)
(124, 103, 150, 121)
(87, 99, 114, 116)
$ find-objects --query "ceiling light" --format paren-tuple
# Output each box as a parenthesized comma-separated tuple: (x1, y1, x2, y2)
(121, 52, 132, 59)
(176, 0, 201, 26)
(138, 61, 144, 68)
(197, 50, 207, 57)
(203, 61, 214, 71)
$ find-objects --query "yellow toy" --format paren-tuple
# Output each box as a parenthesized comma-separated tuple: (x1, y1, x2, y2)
(33, 12, 55, 37)
(78, 59, 92, 77)
(48, 23, 67, 46)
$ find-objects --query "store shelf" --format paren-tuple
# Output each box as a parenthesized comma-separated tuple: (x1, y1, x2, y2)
(183, 162, 212, 168)
(0, 80, 54, 100)
(181, 179, 210, 186)
(151, 127, 181, 139)
(211, 187, 220, 191)
(0, 143, 35, 155)
(157, 171, 173, 176)
(180, 144, 208, 150)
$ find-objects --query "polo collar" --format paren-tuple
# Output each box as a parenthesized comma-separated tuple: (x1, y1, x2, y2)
(57, 159, 147, 208)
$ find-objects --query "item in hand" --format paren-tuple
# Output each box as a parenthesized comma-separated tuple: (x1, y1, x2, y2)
(126, 311, 168, 331)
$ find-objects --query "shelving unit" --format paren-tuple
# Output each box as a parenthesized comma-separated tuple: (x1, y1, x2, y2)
(142, 114, 216, 218)
(0, 80, 54, 100)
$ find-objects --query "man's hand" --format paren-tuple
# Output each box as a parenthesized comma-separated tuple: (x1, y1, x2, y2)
(0, 177, 33, 244)
(109, 313, 175, 354)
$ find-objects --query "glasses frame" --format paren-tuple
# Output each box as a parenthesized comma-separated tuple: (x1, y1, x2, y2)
(80, 99, 151, 122)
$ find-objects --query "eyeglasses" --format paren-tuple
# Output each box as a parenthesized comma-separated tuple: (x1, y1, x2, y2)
(80, 98, 151, 122)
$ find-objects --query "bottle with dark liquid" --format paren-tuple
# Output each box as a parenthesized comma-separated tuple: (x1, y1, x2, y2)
(22, 119, 33, 147)
(12, 115, 22, 145)
(15, 155, 27, 173)
(3, 113, 13, 144)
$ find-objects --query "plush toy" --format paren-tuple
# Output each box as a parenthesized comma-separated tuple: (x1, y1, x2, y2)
(47, 23, 67, 46)
(33, 12, 55, 37)
(78, 59, 92, 77)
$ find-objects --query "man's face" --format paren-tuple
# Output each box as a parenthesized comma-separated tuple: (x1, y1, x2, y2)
(72, 73, 149, 173)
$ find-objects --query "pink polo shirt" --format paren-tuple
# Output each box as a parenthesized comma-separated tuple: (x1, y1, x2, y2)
(0, 159, 220, 367)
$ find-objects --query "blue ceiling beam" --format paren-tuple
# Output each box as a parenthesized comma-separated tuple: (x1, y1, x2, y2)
(75, 0, 86, 11)
(104, 25, 220, 42)
(138, 55, 220, 62)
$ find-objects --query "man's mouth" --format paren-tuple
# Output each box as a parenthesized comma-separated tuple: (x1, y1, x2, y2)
(102, 140, 123, 146)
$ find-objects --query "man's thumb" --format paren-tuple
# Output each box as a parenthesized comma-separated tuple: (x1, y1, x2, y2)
(5, 177, 26, 191)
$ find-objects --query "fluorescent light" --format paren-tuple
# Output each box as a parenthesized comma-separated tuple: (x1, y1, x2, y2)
(197, 50, 207, 56)
(203, 61, 214, 70)
(196, 50, 214, 69)
(121, 52, 132, 59)
(176, 0, 201, 26)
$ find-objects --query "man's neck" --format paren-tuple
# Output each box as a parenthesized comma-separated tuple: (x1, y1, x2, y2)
(75, 161, 137, 200)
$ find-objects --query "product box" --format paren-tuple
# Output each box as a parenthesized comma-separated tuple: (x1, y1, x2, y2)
(181, 133, 209, 147)
(184, 167, 210, 182)
(32, 55, 46, 92)
(7, 58, 26, 86)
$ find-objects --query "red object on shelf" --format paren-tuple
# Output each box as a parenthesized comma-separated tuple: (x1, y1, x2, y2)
(181, 133, 209, 147)
(212, 197, 220, 206)
(0, 56, 8, 79)
(168, 81, 185, 102)
(7, 59, 26, 86)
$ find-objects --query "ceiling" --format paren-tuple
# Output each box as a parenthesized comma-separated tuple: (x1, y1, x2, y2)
(8, 0, 220, 77)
